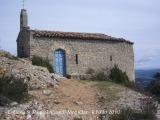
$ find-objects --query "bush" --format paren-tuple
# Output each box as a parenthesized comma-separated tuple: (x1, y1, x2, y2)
(109, 108, 135, 120)
(11, 55, 19, 60)
(147, 79, 160, 96)
(90, 69, 109, 81)
(109, 100, 157, 120)
(1, 53, 19, 60)
(0, 75, 28, 104)
(80, 76, 87, 80)
(125, 81, 145, 93)
(147, 72, 160, 96)
(86, 68, 94, 75)
(32, 56, 54, 73)
(109, 66, 144, 93)
(146, 72, 160, 103)
(0, 95, 10, 106)
(140, 97, 158, 119)
(110, 65, 130, 85)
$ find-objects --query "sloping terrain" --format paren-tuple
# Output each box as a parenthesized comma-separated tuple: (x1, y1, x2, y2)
(0, 77, 150, 120)
(29, 78, 100, 119)
(0, 50, 159, 120)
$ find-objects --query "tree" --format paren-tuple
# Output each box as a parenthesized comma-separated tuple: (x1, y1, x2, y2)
(147, 72, 160, 96)
(153, 72, 160, 80)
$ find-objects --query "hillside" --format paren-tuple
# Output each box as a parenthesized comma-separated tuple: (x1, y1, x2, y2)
(135, 69, 160, 87)
(0, 78, 149, 120)
(0, 50, 159, 120)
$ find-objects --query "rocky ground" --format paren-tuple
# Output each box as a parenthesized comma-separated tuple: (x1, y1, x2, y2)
(0, 50, 57, 90)
(0, 50, 159, 120)
(1, 78, 159, 120)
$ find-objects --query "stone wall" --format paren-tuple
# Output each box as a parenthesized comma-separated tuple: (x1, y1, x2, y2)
(28, 31, 134, 81)
(17, 29, 30, 58)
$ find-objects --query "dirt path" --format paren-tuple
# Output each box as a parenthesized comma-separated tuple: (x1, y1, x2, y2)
(30, 78, 100, 119)
(54, 78, 98, 110)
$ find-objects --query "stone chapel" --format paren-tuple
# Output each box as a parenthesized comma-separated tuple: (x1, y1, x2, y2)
(17, 9, 135, 80)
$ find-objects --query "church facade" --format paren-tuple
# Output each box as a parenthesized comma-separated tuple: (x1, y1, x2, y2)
(17, 9, 135, 80)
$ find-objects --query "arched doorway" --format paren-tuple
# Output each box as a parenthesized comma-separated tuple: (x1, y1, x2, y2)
(54, 49, 66, 76)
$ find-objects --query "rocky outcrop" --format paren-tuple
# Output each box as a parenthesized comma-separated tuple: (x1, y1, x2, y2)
(0, 50, 58, 90)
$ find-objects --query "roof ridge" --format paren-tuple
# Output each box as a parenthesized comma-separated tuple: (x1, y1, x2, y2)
(30, 29, 108, 35)
(29, 29, 133, 44)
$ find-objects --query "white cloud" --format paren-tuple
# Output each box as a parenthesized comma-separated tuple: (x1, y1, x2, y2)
(135, 49, 160, 69)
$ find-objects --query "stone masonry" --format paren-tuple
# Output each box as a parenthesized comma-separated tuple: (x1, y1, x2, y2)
(17, 9, 135, 80)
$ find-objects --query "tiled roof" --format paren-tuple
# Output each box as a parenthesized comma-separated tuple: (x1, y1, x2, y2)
(30, 30, 133, 44)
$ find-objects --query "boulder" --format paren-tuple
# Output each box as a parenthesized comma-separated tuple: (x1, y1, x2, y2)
(42, 90, 52, 96)
(10, 102, 18, 107)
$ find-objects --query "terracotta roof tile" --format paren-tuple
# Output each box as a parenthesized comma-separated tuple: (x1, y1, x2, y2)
(30, 30, 133, 44)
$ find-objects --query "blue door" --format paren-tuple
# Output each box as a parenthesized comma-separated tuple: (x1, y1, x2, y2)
(54, 49, 66, 76)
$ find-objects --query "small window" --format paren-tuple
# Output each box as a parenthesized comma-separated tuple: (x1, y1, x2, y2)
(22, 46, 24, 56)
(110, 55, 112, 61)
(76, 54, 78, 64)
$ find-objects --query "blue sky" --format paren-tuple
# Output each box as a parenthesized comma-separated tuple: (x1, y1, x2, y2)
(0, 0, 160, 70)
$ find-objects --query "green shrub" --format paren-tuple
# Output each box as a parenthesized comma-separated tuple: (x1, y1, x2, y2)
(1, 53, 19, 60)
(0, 75, 28, 103)
(147, 72, 160, 96)
(147, 79, 160, 96)
(90, 69, 109, 81)
(109, 108, 135, 120)
(109, 103, 157, 120)
(86, 68, 94, 75)
(146, 72, 160, 103)
(80, 76, 87, 80)
(32, 56, 54, 73)
(140, 97, 158, 119)
(110, 65, 130, 85)
(125, 81, 145, 93)
(11, 55, 19, 60)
